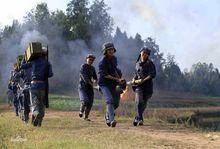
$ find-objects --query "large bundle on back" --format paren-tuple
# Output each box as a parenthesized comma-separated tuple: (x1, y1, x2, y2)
(16, 55, 24, 69)
(25, 42, 43, 62)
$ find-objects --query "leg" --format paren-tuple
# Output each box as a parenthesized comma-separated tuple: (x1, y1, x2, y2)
(79, 101, 86, 117)
(141, 94, 152, 121)
(135, 88, 144, 120)
(23, 89, 30, 122)
(78, 88, 89, 118)
(30, 89, 43, 126)
(100, 86, 116, 127)
(37, 90, 46, 127)
(13, 96, 19, 116)
(84, 90, 94, 120)
(113, 90, 120, 110)
(133, 88, 144, 126)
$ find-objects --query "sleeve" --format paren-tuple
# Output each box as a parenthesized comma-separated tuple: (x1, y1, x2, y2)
(48, 62, 53, 78)
(116, 68, 122, 78)
(8, 83, 12, 90)
(93, 67, 98, 81)
(98, 59, 108, 78)
(148, 61, 156, 78)
(133, 63, 139, 80)
(80, 65, 91, 84)
(20, 62, 32, 69)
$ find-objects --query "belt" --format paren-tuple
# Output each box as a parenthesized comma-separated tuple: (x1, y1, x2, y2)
(31, 80, 44, 84)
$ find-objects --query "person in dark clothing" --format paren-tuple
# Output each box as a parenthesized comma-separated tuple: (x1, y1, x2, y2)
(20, 55, 53, 127)
(132, 47, 156, 126)
(9, 64, 21, 116)
(78, 54, 97, 121)
(8, 80, 19, 116)
(98, 42, 125, 127)
(20, 58, 32, 123)
(7, 81, 14, 106)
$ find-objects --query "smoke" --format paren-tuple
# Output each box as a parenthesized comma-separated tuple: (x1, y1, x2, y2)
(105, 0, 220, 71)
(20, 30, 49, 49)
(0, 30, 49, 100)
(130, 1, 165, 31)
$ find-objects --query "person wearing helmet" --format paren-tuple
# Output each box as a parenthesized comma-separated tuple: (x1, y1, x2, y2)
(78, 54, 97, 121)
(98, 42, 125, 127)
(132, 47, 156, 126)
(19, 58, 32, 123)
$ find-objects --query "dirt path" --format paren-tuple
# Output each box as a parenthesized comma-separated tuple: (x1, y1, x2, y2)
(1, 105, 220, 149)
(45, 109, 220, 149)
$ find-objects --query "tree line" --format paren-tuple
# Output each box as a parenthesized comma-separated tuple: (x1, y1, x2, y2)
(0, 0, 220, 97)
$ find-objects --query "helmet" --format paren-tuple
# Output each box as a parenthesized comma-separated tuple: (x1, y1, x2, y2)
(102, 42, 116, 55)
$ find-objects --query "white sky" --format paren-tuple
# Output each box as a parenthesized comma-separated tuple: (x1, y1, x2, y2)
(1, 0, 220, 70)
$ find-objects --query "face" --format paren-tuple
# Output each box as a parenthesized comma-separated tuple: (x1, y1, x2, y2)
(106, 48, 115, 57)
(140, 51, 149, 62)
(86, 58, 94, 65)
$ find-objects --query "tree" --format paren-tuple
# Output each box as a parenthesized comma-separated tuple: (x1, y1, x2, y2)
(188, 62, 220, 95)
(135, 33, 144, 50)
(89, 0, 113, 40)
(164, 54, 184, 91)
(24, 3, 52, 36)
(66, 0, 90, 41)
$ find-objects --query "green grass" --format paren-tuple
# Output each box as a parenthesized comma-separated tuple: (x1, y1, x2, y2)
(49, 94, 104, 111)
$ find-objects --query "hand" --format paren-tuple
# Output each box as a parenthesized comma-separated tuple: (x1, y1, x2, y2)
(88, 81, 93, 86)
(93, 80, 98, 86)
(131, 78, 136, 84)
(117, 78, 125, 84)
(134, 79, 143, 84)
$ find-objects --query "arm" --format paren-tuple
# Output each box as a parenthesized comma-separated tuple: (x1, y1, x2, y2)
(93, 67, 98, 81)
(80, 65, 92, 85)
(20, 62, 32, 69)
(99, 60, 118, 81)
(48, 62, 53, 78)
(136, 61, 156, 84)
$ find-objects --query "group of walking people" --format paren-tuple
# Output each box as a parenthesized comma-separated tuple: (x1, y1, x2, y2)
(78, 42, 156, 127)
(7, 41, 156, 128)
(8, 46, 53, 127)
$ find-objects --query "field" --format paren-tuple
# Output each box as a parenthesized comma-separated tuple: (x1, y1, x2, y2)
(1, 92, 220, 149)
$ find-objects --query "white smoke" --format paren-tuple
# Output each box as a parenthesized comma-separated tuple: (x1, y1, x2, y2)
(20, 30, 49, 49)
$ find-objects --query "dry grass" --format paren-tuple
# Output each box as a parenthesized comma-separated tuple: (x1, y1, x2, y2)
(1, 105, 220, 149)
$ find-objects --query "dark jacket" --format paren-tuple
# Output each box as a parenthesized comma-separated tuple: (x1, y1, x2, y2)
(98, 56, 121, 88)
(21, 59, 32, 84)
(133, 59, 156, 95)
(8, 82, 18, 95)
(20, 57, 53, 90)
(79, 63, 97, 90)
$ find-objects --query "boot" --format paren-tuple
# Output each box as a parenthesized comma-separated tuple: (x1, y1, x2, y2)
(111, 120, 117, 127)
(133, 116, 139, 126)
(105, 114, 111, 127)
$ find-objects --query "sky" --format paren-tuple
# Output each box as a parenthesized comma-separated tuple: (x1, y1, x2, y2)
(0, 0, 220, 70)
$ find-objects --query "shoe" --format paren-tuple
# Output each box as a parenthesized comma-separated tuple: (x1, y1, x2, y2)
(32, 114, 39, 127)
(79, 112, 83, 118)
(111, 120, 117, 127)
(84, 118, 91, 121)
(133, 116, 139, 126)
(138, 120, 143, 126)
(105, 115, 111, 127)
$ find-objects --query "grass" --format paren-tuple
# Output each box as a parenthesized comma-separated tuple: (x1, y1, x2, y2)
(1, 93, 220, 148)
(0, 108, 199, 149)
(49, 94, 104, 111)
